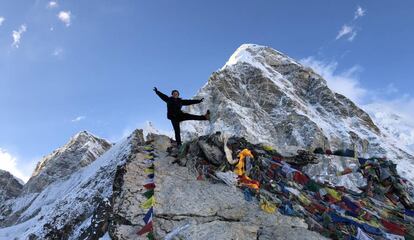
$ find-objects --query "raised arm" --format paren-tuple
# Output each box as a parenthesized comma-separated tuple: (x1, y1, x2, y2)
(182, 98, 203, 106)
(154, 87, 169, 102)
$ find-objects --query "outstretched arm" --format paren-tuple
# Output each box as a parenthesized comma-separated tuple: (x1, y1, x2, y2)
(182, 98, 203, 106)
(154, 87, 169, 102)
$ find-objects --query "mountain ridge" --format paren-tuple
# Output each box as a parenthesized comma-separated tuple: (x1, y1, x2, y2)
(1, 43, 414, 239)
(22, 130, 112, 194)
(182, 43, 414, 182)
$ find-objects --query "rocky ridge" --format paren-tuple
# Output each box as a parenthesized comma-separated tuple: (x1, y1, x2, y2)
(0, 170, 23, 204)
(0, 131, 329, 239)
(23, 131, 112, 194)
(182, 44, 414, 183)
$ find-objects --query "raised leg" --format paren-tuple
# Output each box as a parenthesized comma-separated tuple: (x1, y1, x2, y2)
(180, 112, 207, 121)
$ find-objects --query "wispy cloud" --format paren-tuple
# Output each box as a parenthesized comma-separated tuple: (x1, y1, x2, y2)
(0, 16, 5, 26)
(301, 57, 366, 103)
(0, 148, 30, 182)
(12, 24, 27, 48)
(71, 116, 86, 122)
(47, 1, 58, 9)
(58, 11, 71, 27)
(335, 6, 366, 42)
(52, 47, 63, 56)
(336, 25, 358, 42)
(347, 31, 357, 42)
(354, 6, 366, 20)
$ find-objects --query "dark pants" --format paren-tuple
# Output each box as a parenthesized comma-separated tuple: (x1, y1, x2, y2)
(170, 112, 207, 146)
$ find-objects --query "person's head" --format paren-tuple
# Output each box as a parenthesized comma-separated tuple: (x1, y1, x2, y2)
(171, 90, 180, 98)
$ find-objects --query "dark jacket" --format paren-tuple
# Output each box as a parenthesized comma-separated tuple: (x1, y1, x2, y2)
(155, 90, 202, 120)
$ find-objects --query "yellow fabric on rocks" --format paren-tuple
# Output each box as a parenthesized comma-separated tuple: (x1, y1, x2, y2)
(298, 194, 312, 206)
(144, 168, 155, 174)
(144, 146, 153, 151)
(325, 188, 342, 201)
(234, 149, 253, 176)
(144, 155, 154, 159)
(262, 145, 274, 152)
(260, 199, 276, 213)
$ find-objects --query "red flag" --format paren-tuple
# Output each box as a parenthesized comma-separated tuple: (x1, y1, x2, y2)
(144, 183, 156, 189)
(137, 221, 153, 235)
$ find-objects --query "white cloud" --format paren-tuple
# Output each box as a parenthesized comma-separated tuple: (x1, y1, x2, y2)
(300, 57, 366, 103)
(0, 148, 30, 182)
(58, 11, 71, 27)
(12, 24, 27, 48)
(47, 1, 58, 9)
(347, 31, 357, 42)
(354, 6, 366, 20)
(0, 17, 5, 26)
(48, 1, 58, 9)
(52, 47, 63, 56)
(336, 25, 357, 41)
(72, 116, 86, 122)
(335, 6, 366, 42)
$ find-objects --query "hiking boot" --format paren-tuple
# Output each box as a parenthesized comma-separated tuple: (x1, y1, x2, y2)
(205, 110, 210, 120)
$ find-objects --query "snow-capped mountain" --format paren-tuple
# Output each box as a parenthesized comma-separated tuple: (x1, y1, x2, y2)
(0, 129, 326, 240)
(22, 131, 112, 194)
(0, 130, 141, 239)
(182, 44, 414, 182)
(0, 170, 23, 204)
(1, 43, 413, 240)
(363, 103, 414, 155)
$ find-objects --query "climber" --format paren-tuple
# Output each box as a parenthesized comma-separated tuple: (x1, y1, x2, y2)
(153, 87, 210, 147)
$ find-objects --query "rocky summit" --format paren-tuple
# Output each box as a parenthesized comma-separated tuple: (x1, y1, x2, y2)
(181, 44, 414, 183)
(1, 44, 414, 240)
(0, 131, 329, 240)
(1, 130, 413, 239)
(0, 170, 23, 204)
(23, 131, 112, 194)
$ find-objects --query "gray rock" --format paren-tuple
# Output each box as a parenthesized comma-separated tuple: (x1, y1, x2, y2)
(198, 140, 224, 165)
(111, 133, 326, 240)
(0, 170, 23, 203)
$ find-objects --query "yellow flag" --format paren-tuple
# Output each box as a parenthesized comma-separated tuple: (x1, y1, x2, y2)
(260, 199, 276, 214)
(298, 194, 312, 206)
(144, 168, 155, 174)
(141, 196, 155, 209)
(325, 188, 342, 201)
(144, 146, 153, 151)
(144, 155, 154, 159)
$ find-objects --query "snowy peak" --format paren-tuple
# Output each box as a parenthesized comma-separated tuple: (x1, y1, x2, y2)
(183, 43, 414, 182)
(364, 103, 414, 155)
(23, 131, 112, 193)
(0, 169, 23, 203)
(142, 121, 173, 140)
(222, 44, 300, 70)
(70, 130, 102, 144)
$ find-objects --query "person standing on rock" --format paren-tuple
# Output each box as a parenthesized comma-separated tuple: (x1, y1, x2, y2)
(154, 87, 210, 147)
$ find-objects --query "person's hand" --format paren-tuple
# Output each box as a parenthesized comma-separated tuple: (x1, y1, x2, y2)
(200, 98, 204, 102)
(153, 87, 158, 92)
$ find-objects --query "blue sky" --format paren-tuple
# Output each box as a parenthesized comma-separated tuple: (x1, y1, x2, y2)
(1, 0, 413, 181)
